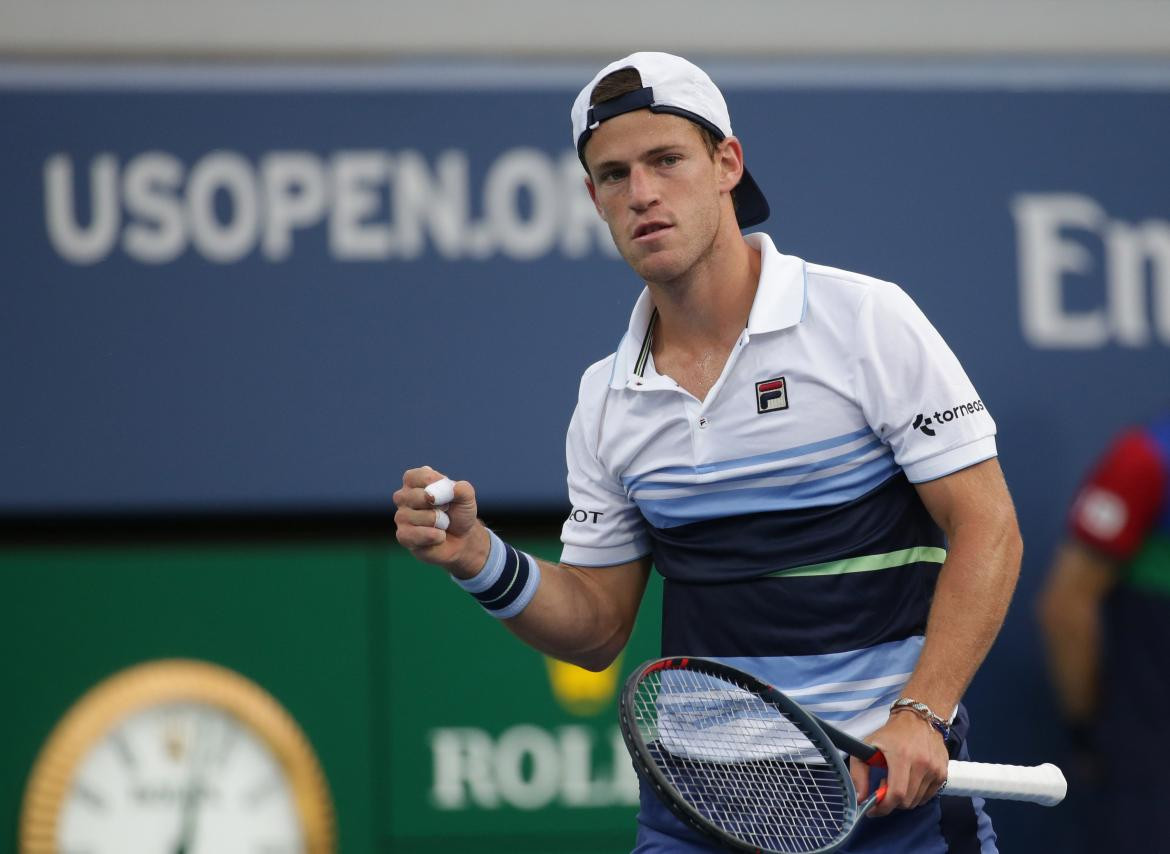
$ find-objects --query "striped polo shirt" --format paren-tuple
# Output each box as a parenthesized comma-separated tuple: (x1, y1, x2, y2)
(560, 232, 997, 740)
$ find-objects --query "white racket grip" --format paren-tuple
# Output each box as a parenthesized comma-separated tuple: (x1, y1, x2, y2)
(944, 760, 1067, 806)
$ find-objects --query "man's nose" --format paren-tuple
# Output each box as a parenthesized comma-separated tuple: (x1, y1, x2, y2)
(627, 165, 659, 211)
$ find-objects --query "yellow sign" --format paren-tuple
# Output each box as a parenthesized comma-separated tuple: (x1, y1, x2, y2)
(543, 654, 623, 717)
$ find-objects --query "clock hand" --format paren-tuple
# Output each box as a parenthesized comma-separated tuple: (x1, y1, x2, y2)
(173, 712, 210, 854)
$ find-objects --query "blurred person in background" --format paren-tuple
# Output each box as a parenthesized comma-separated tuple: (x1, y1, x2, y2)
(1038, 410, 1170, 853)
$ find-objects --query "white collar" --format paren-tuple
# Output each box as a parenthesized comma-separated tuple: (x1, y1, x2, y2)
(610, 233, 807, 390)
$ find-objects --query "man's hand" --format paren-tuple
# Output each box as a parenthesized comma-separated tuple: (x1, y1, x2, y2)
(393, 466, 488, 579)
(849, 710, 949, 817)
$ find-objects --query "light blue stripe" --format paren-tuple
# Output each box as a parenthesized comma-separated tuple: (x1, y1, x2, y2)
(697, 636, 926, 720)
(712, 638, 925, 723)
(716, 636, 925, 694)
(658, 682, 904, 723)
(655, 641, 923, 739)
(637, 453, 900, 528)
(453, 529, 506, 593)
(621, 425, 874, 490)
(809, 686, 905, 723)
(774, 681, 901, 705)
(631, 436, 885, 493)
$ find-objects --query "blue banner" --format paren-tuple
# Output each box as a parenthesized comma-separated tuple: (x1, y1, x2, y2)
(4, 69, 1168, 514)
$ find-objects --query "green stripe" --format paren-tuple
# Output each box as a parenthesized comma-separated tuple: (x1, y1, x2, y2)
(767, 546, 948, 579)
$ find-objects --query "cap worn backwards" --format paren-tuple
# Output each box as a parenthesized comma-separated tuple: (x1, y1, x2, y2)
(570, 51, 770, 229)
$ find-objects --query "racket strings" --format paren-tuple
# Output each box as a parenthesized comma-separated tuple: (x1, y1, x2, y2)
(634, 669, 853, 853)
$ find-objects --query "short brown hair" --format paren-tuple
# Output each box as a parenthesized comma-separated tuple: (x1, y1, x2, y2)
(589, 68, 720, 159)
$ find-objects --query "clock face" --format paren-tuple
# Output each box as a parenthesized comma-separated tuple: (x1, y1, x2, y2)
(21, 660, 334, 854)
(58, 702, 304, 854)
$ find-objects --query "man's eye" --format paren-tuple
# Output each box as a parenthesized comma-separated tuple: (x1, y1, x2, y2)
(601, 170, 626, 183)
(660, 155, 681, 166)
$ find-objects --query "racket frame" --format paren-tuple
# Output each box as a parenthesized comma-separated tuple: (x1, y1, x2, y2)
(619, 656, 872, 854)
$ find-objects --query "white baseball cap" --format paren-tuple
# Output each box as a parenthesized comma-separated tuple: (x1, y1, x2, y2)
(571, 51, 770, 228)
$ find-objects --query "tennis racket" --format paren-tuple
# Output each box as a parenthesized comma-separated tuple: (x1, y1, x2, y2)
(619, 656, 1066, 854)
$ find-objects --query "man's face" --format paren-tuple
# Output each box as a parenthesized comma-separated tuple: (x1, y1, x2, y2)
(584, 110, 737, 284)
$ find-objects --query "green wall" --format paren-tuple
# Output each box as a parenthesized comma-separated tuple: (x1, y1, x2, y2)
(0, 532, 662, 853)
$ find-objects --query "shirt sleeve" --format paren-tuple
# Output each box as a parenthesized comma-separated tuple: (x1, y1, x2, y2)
(853, 281, 997, 483)
(1069, 429, 1168, 561)
(560, 363, 652, 567)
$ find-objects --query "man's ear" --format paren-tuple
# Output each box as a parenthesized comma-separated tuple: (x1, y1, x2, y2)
(585, 175, 606, 221)
(716, 137, 745, 195)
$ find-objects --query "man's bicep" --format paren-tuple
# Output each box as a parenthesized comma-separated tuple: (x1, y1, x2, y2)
(911, 457, 1018, 538)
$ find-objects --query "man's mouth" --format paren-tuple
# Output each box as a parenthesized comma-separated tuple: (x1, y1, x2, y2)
(633, 222, 672, 241)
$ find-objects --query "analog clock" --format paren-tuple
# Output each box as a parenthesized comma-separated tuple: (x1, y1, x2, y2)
(20, 659, 335, 854)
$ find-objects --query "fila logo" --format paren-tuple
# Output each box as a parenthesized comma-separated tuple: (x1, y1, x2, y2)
(756, 376, 789, 414)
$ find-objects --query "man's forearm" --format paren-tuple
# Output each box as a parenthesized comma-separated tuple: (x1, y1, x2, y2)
(902, 513, 1022, 716)
(854, 464, 1022, 817)
(499, 555, 651, 671)
(449, 521, 651, 671)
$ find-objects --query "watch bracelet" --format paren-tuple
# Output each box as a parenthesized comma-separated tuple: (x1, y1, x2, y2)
(889, 697, 951, 740)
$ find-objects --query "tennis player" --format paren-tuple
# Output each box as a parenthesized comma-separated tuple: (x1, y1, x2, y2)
(395, 52, 1021, 852)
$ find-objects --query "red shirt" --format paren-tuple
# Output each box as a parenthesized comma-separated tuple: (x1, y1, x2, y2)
(1070, 428, 1168, 561)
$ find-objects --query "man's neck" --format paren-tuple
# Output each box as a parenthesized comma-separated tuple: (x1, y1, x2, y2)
(648, 230, 761, 356)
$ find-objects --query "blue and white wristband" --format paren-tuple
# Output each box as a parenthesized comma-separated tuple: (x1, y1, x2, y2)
(453, 529, 542, 619)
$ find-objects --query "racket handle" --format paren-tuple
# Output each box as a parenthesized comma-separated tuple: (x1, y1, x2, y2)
(943, 761, 1067, 806)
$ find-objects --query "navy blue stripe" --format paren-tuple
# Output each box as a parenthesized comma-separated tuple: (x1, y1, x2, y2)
(472, 545, 520, 605)
(480, 546, 533, 614)
(661, 563, 938, 657)
(635, 454, 900, 529)
(645, 472, 942, 584)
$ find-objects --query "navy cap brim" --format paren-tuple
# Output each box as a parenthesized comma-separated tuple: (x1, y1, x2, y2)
(732, 167, 770, 229)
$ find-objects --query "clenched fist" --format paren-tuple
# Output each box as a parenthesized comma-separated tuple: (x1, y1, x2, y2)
(393, 466, 488, 579)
